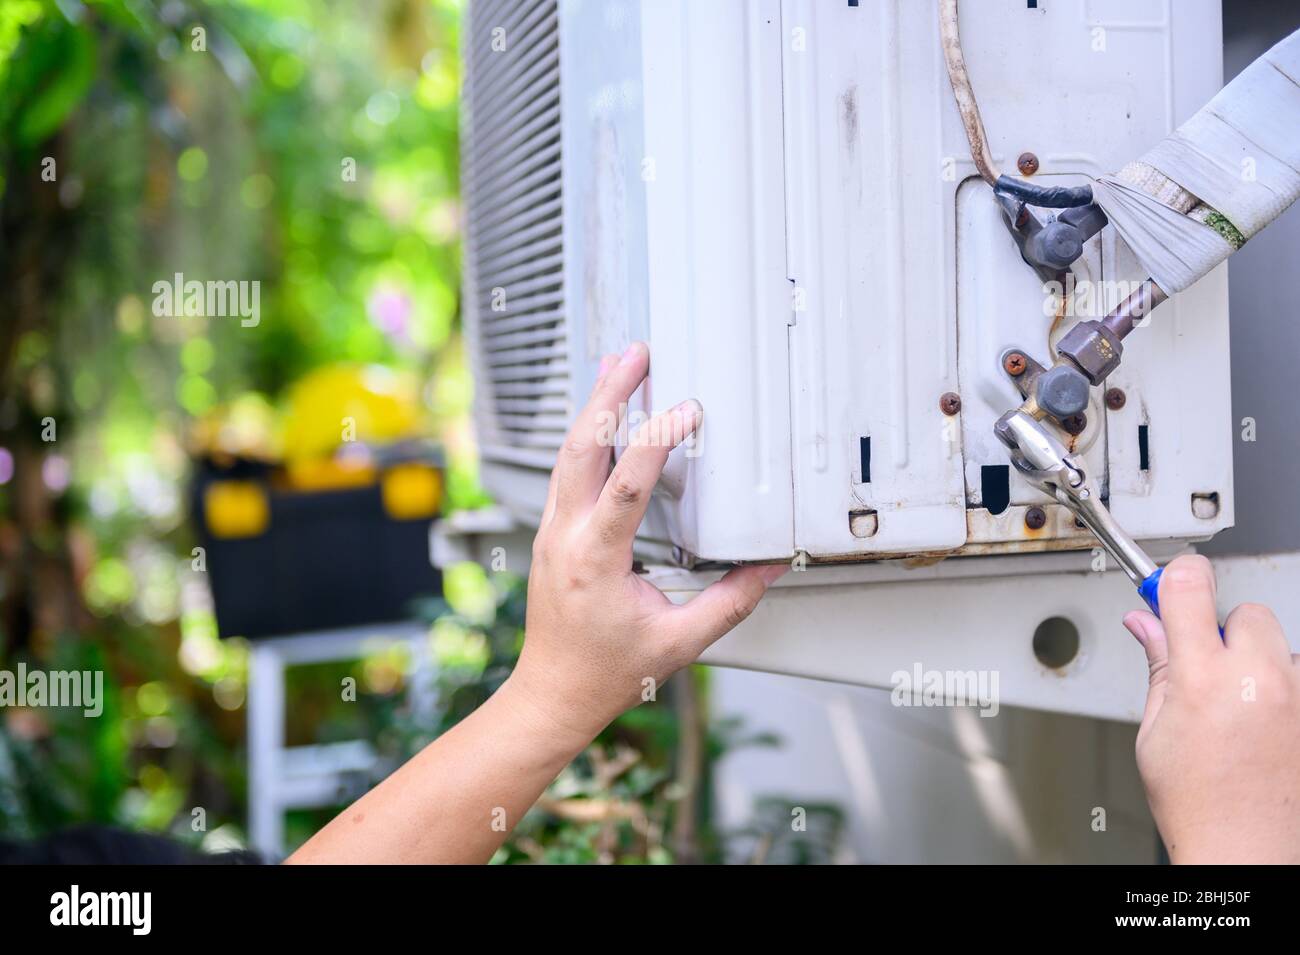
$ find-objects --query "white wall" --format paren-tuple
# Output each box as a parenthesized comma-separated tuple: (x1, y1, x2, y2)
(712, 669, 1156, 864)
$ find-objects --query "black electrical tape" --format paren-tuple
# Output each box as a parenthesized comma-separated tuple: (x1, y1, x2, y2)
(994, 175, 1094, 209)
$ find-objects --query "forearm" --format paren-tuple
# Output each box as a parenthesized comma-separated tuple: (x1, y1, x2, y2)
(287, 677, 591, 864)
(289, 343, 780, 863)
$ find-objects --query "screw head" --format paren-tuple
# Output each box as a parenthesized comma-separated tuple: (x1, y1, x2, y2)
(1104, 387, 1127, 410)
(1024, 506, 1047, 531)
(1060, 413, 1087, 436)
(1017, 152, 1040, 176)
(940, 392, 962, 416)
(1003, 352, 1027, 376)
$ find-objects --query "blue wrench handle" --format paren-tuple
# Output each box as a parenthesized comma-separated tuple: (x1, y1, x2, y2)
(1137, 567, 1225, 639)
(1137, 567, 1164, 617)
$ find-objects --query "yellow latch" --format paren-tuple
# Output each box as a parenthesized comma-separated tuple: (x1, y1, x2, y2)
(381, 464, 442, 521)
(204, 480, 271, 539)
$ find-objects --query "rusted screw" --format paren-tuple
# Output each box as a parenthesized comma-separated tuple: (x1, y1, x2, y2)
(1024, 506, 1047, 531)
(1003, 352, 1027, 376)
(939, 392, 962, 416)
(1060, 413, 1087, 435)
(1104, 387, 1127, 410)
(1017, 152, 1039, 176)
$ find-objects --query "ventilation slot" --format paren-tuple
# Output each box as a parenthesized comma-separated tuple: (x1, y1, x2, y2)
(981, 465, 1011, 515)
(462, 0, 569, 469)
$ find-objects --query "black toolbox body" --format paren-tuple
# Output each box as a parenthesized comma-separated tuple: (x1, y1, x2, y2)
(194, 459, 441, 639)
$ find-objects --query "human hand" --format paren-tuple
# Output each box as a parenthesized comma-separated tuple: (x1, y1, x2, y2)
(1124, 554, 1300, 863)
(500, 341, 786, 748)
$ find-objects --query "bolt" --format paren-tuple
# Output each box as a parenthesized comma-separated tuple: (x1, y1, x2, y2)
(1024, 506, 1047, 531)
(1104, 387, 1127, 410)
(1017, 152, 1040, 176)
(1060, 413, 1087, 436)
(1003, 352, 1027, 376)
(1036, 365, 1091, 419)
(1027, 221, 1084, 270)
(939, 392, 962, 416)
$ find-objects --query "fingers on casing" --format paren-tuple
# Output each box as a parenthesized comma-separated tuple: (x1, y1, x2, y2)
(553, 343, 650, 516)
(591, 399, 702, 550)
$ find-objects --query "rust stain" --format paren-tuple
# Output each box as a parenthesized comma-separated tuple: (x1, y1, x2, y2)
(795, 548, 958, 567)
(964, 506, 1094, 555)
(840, 84, 859, 157)
(959, 537, 1095, 557)
(900, 555, 949, 569)
(1048, 283, 1069, 362)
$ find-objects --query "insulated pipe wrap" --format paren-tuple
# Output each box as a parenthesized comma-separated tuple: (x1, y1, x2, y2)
(1090, 29, 1300, 293)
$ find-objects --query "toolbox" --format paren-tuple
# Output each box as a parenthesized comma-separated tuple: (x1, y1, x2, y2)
(193, 450, 443, 639)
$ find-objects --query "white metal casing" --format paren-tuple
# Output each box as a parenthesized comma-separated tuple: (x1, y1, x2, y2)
(462, 0, 1233, 567)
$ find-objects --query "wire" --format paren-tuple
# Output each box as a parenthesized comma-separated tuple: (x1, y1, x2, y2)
(938, 0, 999, 185)
(939, 0, 1095, 208)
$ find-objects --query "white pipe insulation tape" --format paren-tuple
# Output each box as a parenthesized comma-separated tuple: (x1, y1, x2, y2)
(1090, 29, 1300, 294)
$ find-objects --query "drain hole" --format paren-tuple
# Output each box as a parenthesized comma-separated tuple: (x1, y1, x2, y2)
(848, 508, 878, 538)
(981, 464, 1010, 515)
(1033, 616, 1080, 669)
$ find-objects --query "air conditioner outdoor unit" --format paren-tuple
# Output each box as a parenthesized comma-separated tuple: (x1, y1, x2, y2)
(460, 0, 1233, 569)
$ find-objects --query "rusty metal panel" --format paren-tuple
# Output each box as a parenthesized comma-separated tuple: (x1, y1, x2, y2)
(467, 0, 1232, 565)
(955, 179, 1111, 547)
(949, 0, 1234, 555)
(781, 0, 1230, 561)
(782, 0, 967, 559)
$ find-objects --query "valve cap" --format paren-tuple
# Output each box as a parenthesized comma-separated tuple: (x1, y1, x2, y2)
(1036, 365, 1091, 420)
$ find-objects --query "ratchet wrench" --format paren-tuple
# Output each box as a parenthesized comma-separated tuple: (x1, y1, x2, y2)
(995, 409, 1211, 626)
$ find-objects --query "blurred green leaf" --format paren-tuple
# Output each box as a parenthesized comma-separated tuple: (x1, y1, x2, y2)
(6, 15, 96, 148)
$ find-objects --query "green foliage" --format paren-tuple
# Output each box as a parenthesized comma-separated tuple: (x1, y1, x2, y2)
(0, 9, 95, 149)
(0, 0, 838, 863)
(732, 798, 846, 866)
(0, 0, 468, 847)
